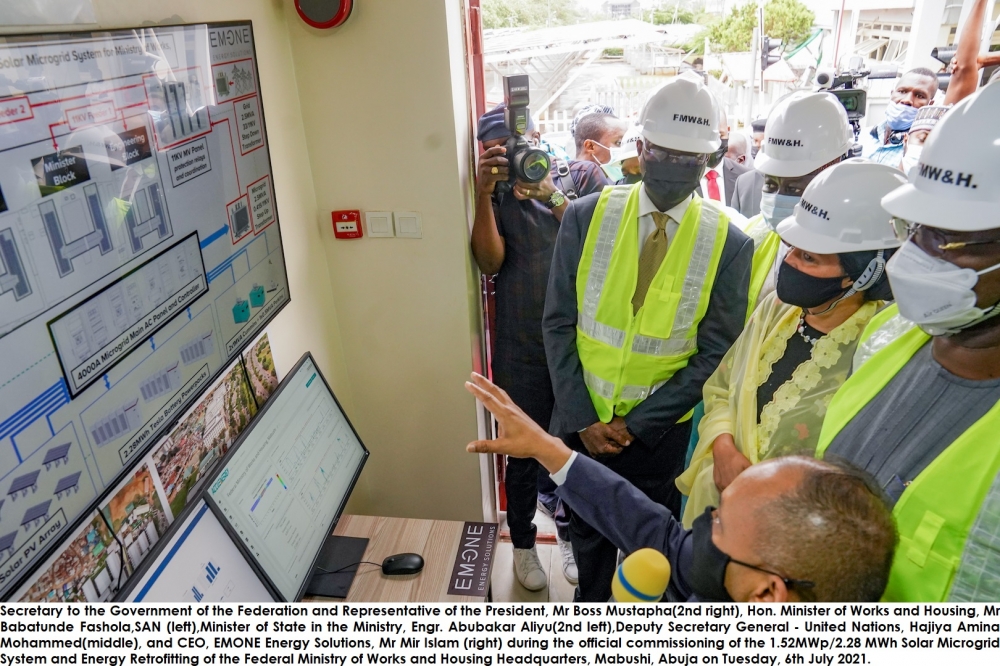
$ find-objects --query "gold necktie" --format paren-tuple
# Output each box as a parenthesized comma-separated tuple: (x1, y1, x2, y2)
(632, 212, 670, 314)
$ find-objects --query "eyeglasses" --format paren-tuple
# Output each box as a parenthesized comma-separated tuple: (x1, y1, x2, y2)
(641, 141, 711, 167)
(728, 558, 816, 592)
(892, 219, 1000, 252)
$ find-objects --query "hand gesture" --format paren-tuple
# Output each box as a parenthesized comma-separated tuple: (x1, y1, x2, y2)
(712, 433, 751, 492)
(465, 373, 557, 460)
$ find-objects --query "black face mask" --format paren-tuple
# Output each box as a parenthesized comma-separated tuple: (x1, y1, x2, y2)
(707, 138, 729, 169)
(751, 145, 760, 159)
(642, 160, 703, 210)
(689, 507, 733, 601)
(776, 259, 849, 309)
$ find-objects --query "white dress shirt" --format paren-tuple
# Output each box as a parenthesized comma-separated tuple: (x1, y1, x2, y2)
(637, 186, 687, 247)
(550, 451, 579, 486)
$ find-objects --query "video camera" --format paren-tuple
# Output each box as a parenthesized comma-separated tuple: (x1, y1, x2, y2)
(495, 75, 551, 195)
(815, 57, 899, 138)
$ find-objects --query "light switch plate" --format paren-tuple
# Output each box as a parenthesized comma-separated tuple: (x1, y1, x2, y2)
(365, 211, 394, 238)
(394, 211, 422, 239)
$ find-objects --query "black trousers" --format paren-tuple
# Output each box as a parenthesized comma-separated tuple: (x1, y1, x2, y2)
(562, 420, 692, 601)
(495, 366, 568, 549)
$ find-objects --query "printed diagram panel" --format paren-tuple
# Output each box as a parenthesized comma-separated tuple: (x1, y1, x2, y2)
(0, 22, 290, 599)
(0, 122, 175, 339)
(48, 233, 207, 396)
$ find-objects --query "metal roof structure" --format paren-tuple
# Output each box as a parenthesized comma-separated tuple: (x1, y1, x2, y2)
(483, 20, 698, 115)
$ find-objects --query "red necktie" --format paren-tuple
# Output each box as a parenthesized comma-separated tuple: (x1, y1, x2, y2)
(705, 169, 721, 201)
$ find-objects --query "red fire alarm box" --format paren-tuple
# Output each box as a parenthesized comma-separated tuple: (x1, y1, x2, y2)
(332, 210, 363, 239)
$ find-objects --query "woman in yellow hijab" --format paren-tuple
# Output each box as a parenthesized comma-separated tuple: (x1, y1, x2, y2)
(677, 159, 906, 526)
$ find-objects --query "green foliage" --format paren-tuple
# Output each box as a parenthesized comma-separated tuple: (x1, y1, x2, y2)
(481, 0, 581, 30)
(603, 47, 624, 57)
(650, 6, 704, 25)
(764, 0, 814, 50)
(703, 0, 814, 54)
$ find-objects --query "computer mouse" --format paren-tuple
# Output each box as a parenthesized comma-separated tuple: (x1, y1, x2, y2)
(382, 553, 424, 576)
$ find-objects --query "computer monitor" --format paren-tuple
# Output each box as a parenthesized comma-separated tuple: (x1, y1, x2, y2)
(205, 353, 369, 601)
(122, 499, 274, 602)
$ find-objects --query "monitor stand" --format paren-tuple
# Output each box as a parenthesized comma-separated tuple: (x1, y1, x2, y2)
(304, 535, 370, 598)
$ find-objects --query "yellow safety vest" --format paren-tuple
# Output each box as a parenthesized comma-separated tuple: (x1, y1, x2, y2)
(576, 185, 729, 422)
(816, 328, 1000, 601)
(742, 215, 782, 317)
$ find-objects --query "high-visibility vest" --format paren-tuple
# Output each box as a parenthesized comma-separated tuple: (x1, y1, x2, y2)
(816, 328, 1000, 601)
(742, 215, 782, 317)
(576, 185, 729, 422)
(851, 303, 917, 371)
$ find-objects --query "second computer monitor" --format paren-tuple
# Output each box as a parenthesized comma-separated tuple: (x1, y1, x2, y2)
(206, 353, 368, 600)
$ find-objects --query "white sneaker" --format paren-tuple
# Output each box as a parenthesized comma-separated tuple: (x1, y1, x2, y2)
(513, 546, 548, 591)
(558, 538, 578, 584)
(536, 499, 554, 519)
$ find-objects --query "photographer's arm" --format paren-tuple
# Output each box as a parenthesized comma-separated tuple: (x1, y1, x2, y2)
(945, 0, 987, 105)
(472, 146, 508, 275)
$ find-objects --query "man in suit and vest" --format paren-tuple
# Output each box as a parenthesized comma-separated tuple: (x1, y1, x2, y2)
(542, 76, 753, 601)
(741, 92, 854, 311)
(817, 80, 1000, 601)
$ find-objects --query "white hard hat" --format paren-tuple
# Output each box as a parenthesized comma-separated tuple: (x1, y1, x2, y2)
(881, 80, 1000, 231)
(776, 158, 905, 253)
(609, 123, 642, 165)
(639, 77, 720, 154)
(754, 91, 854, 178)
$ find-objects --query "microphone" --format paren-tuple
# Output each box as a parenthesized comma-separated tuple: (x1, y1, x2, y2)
(611, 548, 671, 602)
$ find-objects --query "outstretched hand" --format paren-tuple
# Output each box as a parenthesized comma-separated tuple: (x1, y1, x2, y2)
(465, 373, 572, 474)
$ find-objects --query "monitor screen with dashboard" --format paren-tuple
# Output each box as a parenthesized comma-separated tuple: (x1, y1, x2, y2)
(206, 353, 369, 600)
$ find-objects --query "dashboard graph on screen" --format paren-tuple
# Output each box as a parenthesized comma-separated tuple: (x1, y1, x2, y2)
(209, 357, 366, 600)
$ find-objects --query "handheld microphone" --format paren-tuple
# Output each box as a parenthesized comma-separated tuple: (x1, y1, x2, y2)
(611, 548, 671, 602)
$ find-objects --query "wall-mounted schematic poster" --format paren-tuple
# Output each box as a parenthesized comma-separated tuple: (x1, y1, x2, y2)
(0, 22, 290, 597)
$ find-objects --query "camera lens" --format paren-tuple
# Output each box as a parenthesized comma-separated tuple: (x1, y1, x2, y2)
(517, 148, 551, 183)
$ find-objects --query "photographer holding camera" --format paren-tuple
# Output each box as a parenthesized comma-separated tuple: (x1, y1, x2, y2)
(472, 94, 609, 593)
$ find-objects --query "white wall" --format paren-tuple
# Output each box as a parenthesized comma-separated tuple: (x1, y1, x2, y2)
(283, 0, 484, 521)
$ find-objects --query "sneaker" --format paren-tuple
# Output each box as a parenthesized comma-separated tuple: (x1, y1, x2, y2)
(513, 546, 548, 591)
(536, 499, 554, 519)
(558, 537, 578, 584)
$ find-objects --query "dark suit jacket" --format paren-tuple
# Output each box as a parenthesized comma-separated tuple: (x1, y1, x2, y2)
(723, 156, 750, 202)
(556, 454, 696, 601)
(541, 187, 753, 446)
(730, 169, 764, 218)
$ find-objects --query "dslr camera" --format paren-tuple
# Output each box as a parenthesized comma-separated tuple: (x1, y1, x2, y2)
(495, 75, 551, 194)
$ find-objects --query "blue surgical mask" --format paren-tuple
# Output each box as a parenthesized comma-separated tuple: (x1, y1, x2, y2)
(885, 102, 919, 131)
(602, 162, 624, 182)
(759, 192, 799, 230)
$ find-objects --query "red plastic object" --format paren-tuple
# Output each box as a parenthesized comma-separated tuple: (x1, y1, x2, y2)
(332, 210, 363, 239)
(295, 0, 354, 29)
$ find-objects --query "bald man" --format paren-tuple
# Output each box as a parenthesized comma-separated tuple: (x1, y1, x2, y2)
(466, 373, 897, 602)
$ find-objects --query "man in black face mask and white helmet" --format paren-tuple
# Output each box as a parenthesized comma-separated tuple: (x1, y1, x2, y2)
(816, 80, 1000, 602)
(543, 76, 753, 601)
